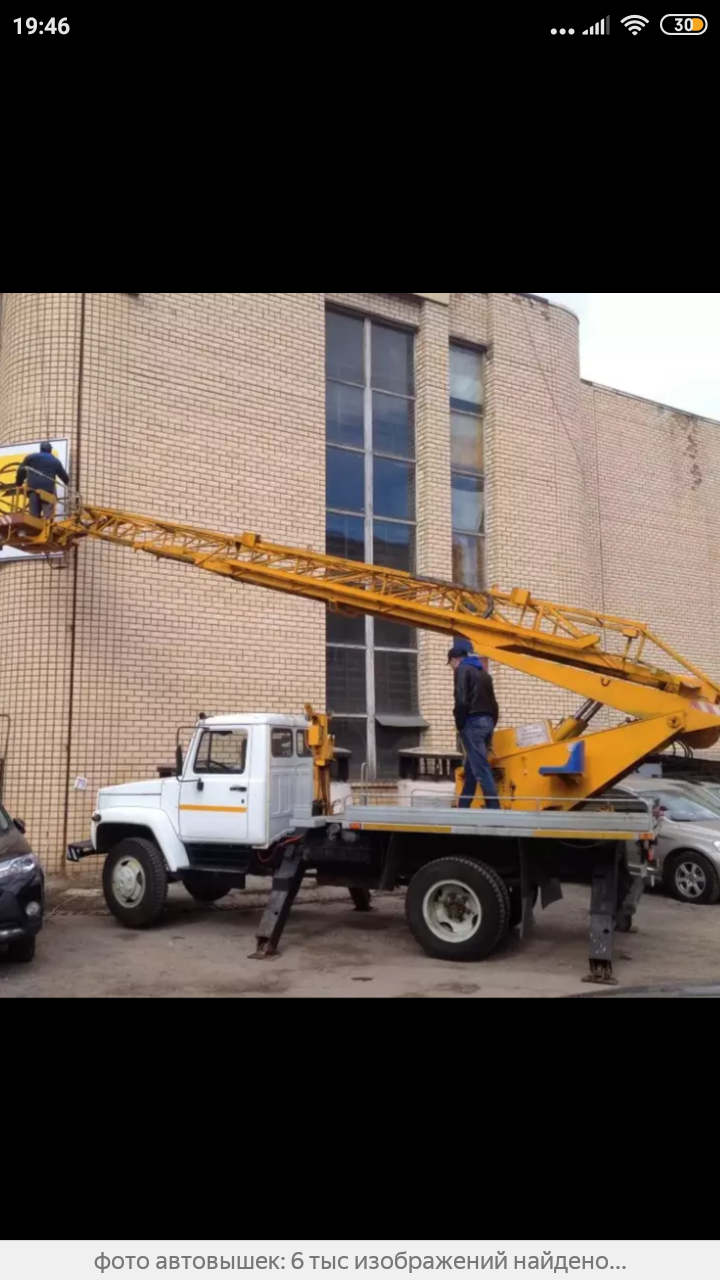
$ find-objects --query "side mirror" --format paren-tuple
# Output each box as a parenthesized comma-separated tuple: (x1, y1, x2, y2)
(175, 744, 184, 778)
(13, 817, 26, 835)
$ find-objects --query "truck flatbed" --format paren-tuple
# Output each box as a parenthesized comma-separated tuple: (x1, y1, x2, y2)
(331, 804, 654, 841)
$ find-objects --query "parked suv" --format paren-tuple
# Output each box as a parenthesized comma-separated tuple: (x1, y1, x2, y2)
(616, 778, 720, 906)
(0, 802, 44, 961)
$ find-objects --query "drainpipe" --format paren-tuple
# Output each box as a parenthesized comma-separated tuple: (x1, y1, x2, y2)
(61, 292, 86, 863)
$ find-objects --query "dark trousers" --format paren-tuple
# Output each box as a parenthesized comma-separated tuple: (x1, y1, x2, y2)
(28, 492, 54, 519)
(459, 715, 500, 810)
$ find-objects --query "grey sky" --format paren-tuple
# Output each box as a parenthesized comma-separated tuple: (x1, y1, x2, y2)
(533, 293, 720, 423)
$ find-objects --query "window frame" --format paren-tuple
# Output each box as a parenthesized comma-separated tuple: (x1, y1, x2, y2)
(326, 309, 420, 779)
(450, 341, 486, 590)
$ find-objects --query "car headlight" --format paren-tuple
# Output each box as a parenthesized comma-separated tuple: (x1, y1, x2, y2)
(714, 841, 720, 852)
(0, 854, 38, 880)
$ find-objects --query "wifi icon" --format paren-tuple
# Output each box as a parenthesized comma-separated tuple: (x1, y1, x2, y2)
(621, 13, 650, 32)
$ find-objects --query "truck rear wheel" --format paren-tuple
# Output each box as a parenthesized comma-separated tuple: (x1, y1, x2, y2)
(182, 875, 231, 904)
(405, 856, 510, 962)
(103, 837, 168, 928)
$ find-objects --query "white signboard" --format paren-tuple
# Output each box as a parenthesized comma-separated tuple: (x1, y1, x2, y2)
(0, 438, 70, 562)
(515, 721, 553, 749)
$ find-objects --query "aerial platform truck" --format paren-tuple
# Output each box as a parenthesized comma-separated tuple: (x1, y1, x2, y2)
(4, 471, 720, 982)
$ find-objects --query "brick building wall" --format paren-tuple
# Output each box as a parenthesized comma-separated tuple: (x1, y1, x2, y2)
(1, 290, 719, 872)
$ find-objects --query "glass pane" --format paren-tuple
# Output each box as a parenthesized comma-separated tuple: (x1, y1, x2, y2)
(452, 534, 485, 590)
(372, 324, 414, 396)
(375, 651, 419, 716)
(452, 473, 484, 534)
(326, 311, 364, 384)
(330, 717, 367, 780)
(327, 646, 367, 715)
(326, 512, 365, 562)
(450, 345, 483, 413)
(373, 392, 414, 459)
(271, 729, 294, 759)
(327, 382, 364, 448)
(451, 411, 483, 475)
(327, 609, 366, 646)
(376, 725, 421, 780)
(194, 730, 247, 775)
(326, 447, 364, 513)
(375, 617, 416, 649)
(373, 520, 414, 574)
(374, 458, 415, 521)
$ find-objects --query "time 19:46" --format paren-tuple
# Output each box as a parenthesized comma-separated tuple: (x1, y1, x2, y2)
(14, 17, 70, 32)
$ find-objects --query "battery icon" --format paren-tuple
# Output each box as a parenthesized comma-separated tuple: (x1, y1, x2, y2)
(661, 14, 707, 32)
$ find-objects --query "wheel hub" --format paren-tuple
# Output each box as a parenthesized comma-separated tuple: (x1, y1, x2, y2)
(423, 880, 482, 943)
(112, 857, 145, 907)
(676, 861, 707, 900)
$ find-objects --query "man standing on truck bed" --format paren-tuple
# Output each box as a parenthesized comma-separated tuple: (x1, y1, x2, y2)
(448, 640, 501, 810)
(16, 441, 70, 519)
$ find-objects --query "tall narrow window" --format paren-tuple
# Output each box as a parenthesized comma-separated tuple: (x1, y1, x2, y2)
(450, 345, 485, 590)
(326, 311, 420, 779)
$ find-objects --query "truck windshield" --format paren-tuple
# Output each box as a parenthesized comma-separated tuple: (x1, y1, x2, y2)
(0, 805, 10, 833)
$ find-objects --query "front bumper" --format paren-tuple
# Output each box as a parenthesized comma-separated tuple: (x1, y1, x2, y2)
(0, 866, 44, 941)
(67, 839, 95, 863)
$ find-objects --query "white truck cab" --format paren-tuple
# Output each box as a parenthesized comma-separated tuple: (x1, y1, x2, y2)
(87, 714, 317, 926)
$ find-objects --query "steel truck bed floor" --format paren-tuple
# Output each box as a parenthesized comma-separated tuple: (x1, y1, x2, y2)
(334, 805, 654, 841)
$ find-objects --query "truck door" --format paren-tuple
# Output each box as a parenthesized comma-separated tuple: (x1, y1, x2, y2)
(269, 728, 296, 842)
(179, 726, 250, 845)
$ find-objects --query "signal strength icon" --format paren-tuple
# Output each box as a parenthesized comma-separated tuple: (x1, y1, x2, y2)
(582, 15, 610, 33)
(621, 13, 649, 32)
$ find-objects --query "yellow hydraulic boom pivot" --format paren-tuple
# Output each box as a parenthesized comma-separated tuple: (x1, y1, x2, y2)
(2, 477, 720, 812)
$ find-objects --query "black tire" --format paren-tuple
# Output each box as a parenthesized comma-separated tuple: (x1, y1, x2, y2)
(349, 887, 372, 912)
(7, 935, 36, 963)
(182, 875, 231, 904)
(664, 850, 720, 906)
(102, 837, 168, 928)
(508, 885, 539, 930)
(405, 856, 510, 962)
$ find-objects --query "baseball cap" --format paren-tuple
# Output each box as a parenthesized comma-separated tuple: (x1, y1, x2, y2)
(447, 639, 474, 664)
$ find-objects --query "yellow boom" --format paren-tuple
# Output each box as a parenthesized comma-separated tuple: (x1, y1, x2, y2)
(3, 474, 720, 810)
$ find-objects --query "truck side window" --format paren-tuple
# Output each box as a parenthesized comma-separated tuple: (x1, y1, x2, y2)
(296, 731, 311, 758)
(194, 730, 248, 774)
(271, 729, 294, 759)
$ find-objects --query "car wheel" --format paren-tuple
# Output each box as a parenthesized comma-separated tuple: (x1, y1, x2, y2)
(103, 837, 168, 927)
(7, 935, 36, 963)
(664, 850, 720, 906)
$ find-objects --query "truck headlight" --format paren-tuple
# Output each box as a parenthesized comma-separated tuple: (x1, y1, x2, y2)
(0, 854, 38, 879)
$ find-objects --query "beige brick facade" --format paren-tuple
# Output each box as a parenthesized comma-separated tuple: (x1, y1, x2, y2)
(1, 291, 719, 871)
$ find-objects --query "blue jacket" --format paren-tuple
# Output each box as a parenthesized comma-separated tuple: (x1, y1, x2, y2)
(16, 451, 69, 496)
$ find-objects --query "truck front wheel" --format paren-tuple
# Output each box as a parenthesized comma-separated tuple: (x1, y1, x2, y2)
(103, 838, 168, 928)
(405, 856, 510, 962)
